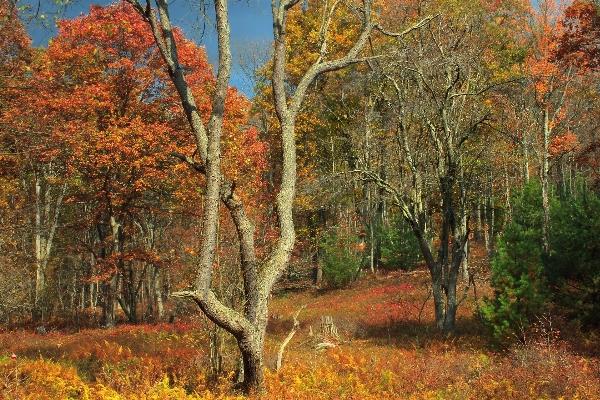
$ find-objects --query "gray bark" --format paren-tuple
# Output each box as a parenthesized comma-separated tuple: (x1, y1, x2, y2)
(33, 169, 66, 312)
(356, 10, 496, 334)
(127, 0, 376, 393)
(542, 107, 550, 252)
(523, 136, 530, 183)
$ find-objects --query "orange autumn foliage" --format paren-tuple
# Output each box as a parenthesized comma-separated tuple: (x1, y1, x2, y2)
(0, 1, 270, 325)
(1, 268, 599, 399)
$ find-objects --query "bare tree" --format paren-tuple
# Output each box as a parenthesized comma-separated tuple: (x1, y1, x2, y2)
(124, 0, 379, 393)
(232, 37, 272, 96)
(357, 5, 508, 334)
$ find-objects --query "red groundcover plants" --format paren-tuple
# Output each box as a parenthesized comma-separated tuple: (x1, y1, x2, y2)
(1, 271, 600, 398)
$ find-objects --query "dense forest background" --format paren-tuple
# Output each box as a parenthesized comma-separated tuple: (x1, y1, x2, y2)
(1, 0, 600, 396)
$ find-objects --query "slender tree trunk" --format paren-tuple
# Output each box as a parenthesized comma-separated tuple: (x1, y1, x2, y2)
(154, 265, 164, 319)
(483, 199, 490, 252)
(475, 202, 482, 242)
(432, 278, 447, 331)
(556, 157, 566, 199)
(523, 136, 530, 184)
(102, 275, 117, 328)
(444, 270, 459, 334)
(461, 235, 469, 281)
(460, 158, 469, 281)
(487, 171, 495, 257)
(33, 172, 65, 314)
(542, 107, 550, 253)
(504, 162, 512, 225)
(34, 173, 46, 312)
(364, 99, 375, 272)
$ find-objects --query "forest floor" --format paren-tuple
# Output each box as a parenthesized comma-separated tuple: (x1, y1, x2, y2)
(1, 249, 600, 399)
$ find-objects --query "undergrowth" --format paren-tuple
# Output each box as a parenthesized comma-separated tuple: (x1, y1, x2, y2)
(0, 269, 598, 399)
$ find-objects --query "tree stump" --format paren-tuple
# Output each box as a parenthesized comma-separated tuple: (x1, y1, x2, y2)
(319, 316, 339, 341)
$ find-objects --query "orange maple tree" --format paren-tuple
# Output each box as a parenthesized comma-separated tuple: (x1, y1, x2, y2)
(554, 1, 600, 187)
(0, 0, 41, 320)
(2, 1, 269, 325)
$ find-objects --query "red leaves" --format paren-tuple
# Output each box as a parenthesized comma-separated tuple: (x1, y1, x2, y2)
(0, 2, 33, 81)
(549, 131, 580, 158)
(1, 1, 272, 320)
(33, 1, 213, 218)
(554, 0, 600, 70)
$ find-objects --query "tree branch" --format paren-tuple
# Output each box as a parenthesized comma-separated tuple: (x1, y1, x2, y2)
(374, 14, 438, 37)
(276, 304, 306, 371)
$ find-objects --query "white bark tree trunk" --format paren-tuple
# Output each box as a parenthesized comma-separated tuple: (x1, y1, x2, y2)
(33, 169, 66, 317)
(126, 0, 377, 393)
(542, 107, 550, 253)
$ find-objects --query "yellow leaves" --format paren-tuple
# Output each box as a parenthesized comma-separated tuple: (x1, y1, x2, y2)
(0, 358, 90, 399)
(184, 246, 196, 255)
(146, 375, 189, 399)
(293, 374, 304, 387)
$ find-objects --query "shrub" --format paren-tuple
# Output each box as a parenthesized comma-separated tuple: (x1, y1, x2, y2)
(482, 222, 550, 344)
(546, 186, 600, 325)
(511, 179, 544, 235)
(374, 215, 421, 271)
(320, 228, 362, 289)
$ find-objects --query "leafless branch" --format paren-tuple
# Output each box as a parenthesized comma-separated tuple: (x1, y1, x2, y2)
(374, 14, 439, 37)
(276, 304, 306, 371)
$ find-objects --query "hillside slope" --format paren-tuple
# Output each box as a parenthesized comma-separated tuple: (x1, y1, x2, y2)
(1, 266, 599, 399)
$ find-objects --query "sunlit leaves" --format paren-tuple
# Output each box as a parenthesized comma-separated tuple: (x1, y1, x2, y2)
(554, 0, 600, 70)
(0, 1, 271, 323)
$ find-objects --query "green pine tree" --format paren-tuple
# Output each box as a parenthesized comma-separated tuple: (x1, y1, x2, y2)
(482, 222, 549, 344)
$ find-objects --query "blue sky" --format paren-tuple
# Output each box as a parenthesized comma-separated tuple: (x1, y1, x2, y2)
(21, 0, 274, 95)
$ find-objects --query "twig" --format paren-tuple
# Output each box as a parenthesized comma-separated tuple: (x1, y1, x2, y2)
(457, 271, 474, 306)
(393, 270, 429, 277)
(276, 305, 306, 371)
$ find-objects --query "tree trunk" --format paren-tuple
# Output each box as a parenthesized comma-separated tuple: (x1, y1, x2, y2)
(475, 202, 482, 242)
(409, 219, 456, 334)
(126, 0, 376, 393)
(431, 275, 447, 331)
(503, 162, 512, 225)
(444, 300, 459, 335)
(238, 330, 266, 393)
(487, 172, 495, 257)
(101, 275, 117, 328)
(34, 173, 46, 313)
(542, 108, 550, 253)
(483, 199, 490, 252)
(33, 171, 66, 315)
(461, 240, 469, 281)
(523, 136, 530, 183)
(154, 265, 164, 319)
(314, 264, 323, 285)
